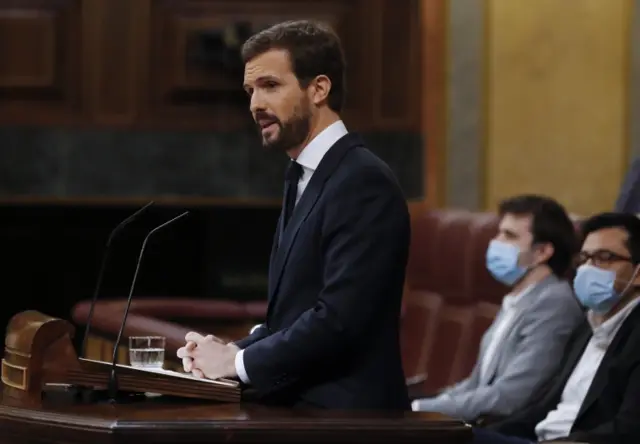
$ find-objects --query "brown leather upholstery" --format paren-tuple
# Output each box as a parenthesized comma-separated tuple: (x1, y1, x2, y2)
(71, 298, 267, 357)
(72, 209, 581, 391)
(401, 210, 506, 394)
(71, 210, 507, 383)
(402, 210, 583, 395)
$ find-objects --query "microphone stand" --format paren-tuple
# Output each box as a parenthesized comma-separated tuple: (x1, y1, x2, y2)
(107, 211, 189, 403)
(80, 202, 154, 358)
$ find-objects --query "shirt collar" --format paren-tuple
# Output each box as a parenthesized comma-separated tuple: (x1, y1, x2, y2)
(502, 285, 531, 312)
(588, 297, 640, 345)
(294, 120, 348, 172)
(503, 274, 558, 312)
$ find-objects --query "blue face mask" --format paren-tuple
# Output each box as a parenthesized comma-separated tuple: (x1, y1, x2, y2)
(573, 264, 622, 314)
(486, 240, 528, 286)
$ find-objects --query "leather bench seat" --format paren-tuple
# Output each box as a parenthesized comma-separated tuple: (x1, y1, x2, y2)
(70, 210, 508, 384)
(401, 210, 506, 394)
(402, 209, 582, 395)
(71, 209, 581, 393)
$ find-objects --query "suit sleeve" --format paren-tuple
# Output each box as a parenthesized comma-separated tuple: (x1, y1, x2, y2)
(565, 359, 640, 443)
(426, 288, 583, 421)
(241, 167, 409, 396)
(232, 324, 269, 350)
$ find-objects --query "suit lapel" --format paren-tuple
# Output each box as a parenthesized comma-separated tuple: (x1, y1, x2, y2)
(268, 215, 282, 282)
(266, 133, 364, 312)
(478, 318, 499, 357)
(532, 323, 592, 409)
(477, 312, 504, 384)
(480, 278, 554, 384)
(575, 303, 640, 420)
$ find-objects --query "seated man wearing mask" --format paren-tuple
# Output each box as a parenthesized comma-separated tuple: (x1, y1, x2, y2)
(475, 212, 640, 443)
(413, 195, 583, 421)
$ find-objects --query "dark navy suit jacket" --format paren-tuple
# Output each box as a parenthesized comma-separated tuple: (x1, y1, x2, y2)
(234, 132, 411, 410)
(490, 303, 640, 443)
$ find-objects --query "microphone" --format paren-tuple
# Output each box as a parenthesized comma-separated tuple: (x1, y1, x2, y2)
(107, 211, 189, 402)
(80, 201, 155, 358)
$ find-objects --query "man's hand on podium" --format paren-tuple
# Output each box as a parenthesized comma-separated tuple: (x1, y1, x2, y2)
(176, 332, 239, 380)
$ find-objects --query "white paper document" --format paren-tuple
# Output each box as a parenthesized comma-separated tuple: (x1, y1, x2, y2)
(80, 358, 238, 387)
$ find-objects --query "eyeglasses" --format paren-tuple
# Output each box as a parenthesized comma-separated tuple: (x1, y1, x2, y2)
(576, 250, 633, 267)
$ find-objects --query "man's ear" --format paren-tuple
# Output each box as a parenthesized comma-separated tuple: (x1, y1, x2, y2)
(309, 75, 332, 106)
(536, 242, 555, 266)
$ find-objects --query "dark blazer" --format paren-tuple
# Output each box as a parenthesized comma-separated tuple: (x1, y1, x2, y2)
(489, 301, 640, 444)
(233, 132, 410, 410)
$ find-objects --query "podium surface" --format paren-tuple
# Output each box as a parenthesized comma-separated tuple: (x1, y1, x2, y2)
(0, 392, 472, 443)
(1, 310, 472, 443)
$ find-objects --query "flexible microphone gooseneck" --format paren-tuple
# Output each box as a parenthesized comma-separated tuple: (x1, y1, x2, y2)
(107, 211, 189, 402)
(80, 201, 155, 358)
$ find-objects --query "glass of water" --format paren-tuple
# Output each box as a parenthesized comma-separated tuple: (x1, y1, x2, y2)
(128, 336, 165, 369)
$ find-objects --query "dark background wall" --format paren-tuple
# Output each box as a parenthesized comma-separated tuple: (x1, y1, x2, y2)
(0, 0, 426, 336)
(0, 127, 422, 200)
(0, 129, 422, 335)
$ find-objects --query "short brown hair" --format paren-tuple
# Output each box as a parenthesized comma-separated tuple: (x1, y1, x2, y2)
(498, 194, 578, 277)
(241, 20, 346, 112)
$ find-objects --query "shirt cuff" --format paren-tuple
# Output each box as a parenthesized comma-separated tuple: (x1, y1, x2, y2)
(411, 393, 449, 412)
(235, 349, 250, 384)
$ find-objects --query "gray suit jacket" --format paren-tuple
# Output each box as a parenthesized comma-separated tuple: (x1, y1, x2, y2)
(413, 274, 584, 421)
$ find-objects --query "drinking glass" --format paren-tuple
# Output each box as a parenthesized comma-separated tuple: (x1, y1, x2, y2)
(128, 336, 165, 369)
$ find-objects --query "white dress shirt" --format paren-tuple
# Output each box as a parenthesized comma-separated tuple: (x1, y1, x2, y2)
(479, 288, 529, 382)
(234, 120, 349, 384)
(535, 298, 640, 441)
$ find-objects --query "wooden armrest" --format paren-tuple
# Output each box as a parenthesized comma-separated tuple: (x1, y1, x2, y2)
(72, 298, 267, 323)
(71, 299, 269, 359)
(86, 310, 193, 356)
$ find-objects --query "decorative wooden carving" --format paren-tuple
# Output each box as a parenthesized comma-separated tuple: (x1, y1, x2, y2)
(2, 311, 240, 408)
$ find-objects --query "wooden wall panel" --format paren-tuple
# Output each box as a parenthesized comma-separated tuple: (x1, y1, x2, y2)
(140, 0, 371, 130)
(0, 0, 421, 132)
(373, 0, 421, 129)
(81, 0, 148, 125)
(0, 0, 83, 124)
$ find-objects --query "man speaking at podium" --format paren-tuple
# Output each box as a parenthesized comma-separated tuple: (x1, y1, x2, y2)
(177, 20, 411, 410)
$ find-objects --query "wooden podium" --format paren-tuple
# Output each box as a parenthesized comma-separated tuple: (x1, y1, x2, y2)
(0, 394, 473, 443)
(0, 311, 473, 443)
(1, 311, 240, 406)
